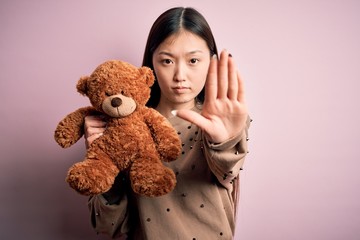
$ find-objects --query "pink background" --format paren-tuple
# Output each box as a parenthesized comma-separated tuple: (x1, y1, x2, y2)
(1, 0, 359, 239)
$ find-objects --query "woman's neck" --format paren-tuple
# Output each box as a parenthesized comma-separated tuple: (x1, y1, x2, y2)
(155, 99, 195, 118)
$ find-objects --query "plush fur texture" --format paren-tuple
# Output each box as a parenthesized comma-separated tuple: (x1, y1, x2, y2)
(54, 60, 181, 197)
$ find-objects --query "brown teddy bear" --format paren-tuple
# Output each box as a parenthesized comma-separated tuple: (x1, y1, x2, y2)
(54, 60, 181, 197)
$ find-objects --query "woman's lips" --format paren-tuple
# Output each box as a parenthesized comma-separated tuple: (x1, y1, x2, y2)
(172, 86, 190, 93)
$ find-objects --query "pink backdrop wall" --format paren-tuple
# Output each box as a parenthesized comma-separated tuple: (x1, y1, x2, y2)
(1, 0, 359, 239)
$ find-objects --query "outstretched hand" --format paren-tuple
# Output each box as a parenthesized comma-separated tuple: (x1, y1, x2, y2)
(175, 50, 248, 143)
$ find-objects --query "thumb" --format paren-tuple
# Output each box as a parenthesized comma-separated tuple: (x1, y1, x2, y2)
(172, 109, 210, 131)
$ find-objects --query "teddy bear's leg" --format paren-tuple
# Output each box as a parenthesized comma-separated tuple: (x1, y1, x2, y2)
(66, 158, 119, 196)
(130, 158, 176, 197)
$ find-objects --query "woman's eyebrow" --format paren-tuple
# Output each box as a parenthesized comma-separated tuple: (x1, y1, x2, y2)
(187, 50, 204, 55)
(157, 50, 204, 57)
(157, 51, 174, 57)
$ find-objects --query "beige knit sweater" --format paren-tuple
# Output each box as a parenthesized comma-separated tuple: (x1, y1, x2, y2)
(88, 108, 250, 240)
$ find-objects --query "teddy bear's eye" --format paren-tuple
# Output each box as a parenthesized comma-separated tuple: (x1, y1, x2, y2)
(105, 91, 111, 97)
(121, 90, 125, 95)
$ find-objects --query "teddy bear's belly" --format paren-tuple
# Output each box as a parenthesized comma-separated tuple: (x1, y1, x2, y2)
(104, 126, 157, 160)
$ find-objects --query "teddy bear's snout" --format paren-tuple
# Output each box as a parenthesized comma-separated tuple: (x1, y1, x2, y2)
(111, 97, 123, 108)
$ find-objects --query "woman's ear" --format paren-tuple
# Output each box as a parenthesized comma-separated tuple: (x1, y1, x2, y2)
(139, 66, 155, 87)
(76, 76, 89, 96)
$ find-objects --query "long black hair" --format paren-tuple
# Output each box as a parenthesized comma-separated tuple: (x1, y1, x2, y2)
(142, 7, 218, 108)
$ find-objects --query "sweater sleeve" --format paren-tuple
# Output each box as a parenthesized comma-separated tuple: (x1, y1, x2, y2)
(87, 172, 130, 239)
(203, 116, 251, 190)
(88, 194, 129, 239)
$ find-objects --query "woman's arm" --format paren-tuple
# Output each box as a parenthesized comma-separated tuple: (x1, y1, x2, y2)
(88, 193, 130, 238)
(174, 49, 250, 189)
(202, 116, 251, 190)
(84, 115, 131, 237)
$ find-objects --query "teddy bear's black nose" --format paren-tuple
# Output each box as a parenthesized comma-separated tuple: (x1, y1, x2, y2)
(111, 97, 122, 107)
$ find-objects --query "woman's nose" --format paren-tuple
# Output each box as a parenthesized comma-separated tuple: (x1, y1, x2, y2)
(174, 63, 186, 82)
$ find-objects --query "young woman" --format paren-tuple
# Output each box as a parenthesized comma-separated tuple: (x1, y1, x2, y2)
(85, 7, 250, 239)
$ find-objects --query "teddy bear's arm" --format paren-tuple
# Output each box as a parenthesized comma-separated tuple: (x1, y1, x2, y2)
(54, 106, 99, 148)
(144, 108, 182, 162)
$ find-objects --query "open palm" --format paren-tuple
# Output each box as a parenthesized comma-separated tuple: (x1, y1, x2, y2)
(175, 50, 248, 143)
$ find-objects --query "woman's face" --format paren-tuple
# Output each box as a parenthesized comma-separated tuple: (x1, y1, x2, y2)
(152, 30, 211, 109)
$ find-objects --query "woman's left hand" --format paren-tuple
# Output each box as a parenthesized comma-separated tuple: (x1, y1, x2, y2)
(175, 49, 248, 143)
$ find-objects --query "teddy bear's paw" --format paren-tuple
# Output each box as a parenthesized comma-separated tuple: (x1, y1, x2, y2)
(163, 146, 182, 162)
(54, 129, 78, 148)
(66, 160, 119, 196)
(158, 141, 182, 162)
(130, 163, 176, 197)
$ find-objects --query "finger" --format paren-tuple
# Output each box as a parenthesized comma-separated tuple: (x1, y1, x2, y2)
(173, 109, 210, 132)
(227, 54, 238, 100)
(86, 132, 103, 148)
(237, 70, 246, 102)
(205, 55, 218, 101)
(217, 50, 229, 99)
(84, 116, 107, 128)
(86, 127, 106, 137)
(85, 114, 107, 122)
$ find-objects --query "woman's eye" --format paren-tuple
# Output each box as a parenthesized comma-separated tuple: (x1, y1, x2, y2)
(162, 59, 173, 65)
(190, 58, 199, 64)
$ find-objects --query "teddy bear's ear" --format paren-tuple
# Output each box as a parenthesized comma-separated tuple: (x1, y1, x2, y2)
(139, 66, 155, 87)
(76, 76, 89, 95)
